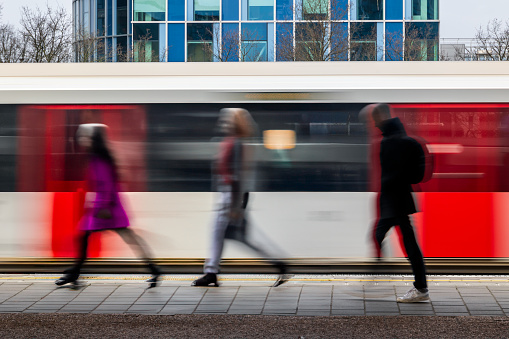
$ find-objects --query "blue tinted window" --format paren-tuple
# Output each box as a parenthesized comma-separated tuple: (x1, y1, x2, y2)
(187, 23, 213, 61)
(117, 0, 128, 35)
(331, 22, 347, 61)
(242, 23, 268, 40)
(168, 24, 185, 61)
(405, 22, 439, 61)
(356, 0, 383, 20)
(276, 0, 292, 20)
(134, 0, 165, 21)
(331, 0, 348, 20)
(248, 0, 274, 20)
(194, 0, 219, 20)
(242, 23, 267, 61)
(385, 22, 403, 61)
(276, 23, 292, 61)
(107, 0, 112, 35)
(97, 0, 105, 36)
(222, 23, 239, 61)
(223, 0, 239, 20)
(385, 0, 403, 20)
(168, 0, 185, 20)
(134, 23, 160, 62)
(351, 22, 377, 61)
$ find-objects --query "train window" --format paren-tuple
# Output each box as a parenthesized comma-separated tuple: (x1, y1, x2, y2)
(146, 103, 368, 192)
(0, 106, 17, 192)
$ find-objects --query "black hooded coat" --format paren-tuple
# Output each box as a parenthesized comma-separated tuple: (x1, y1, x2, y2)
(379, 117, 417, 218)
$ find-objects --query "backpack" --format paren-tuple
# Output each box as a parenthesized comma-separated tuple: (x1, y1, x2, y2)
(403, 136, 434, 184)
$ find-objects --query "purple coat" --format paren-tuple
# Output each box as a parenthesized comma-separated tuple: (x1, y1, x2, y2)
(80, 156, 130, 231)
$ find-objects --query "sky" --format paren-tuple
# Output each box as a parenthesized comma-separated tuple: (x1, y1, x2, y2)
(1, 0, 508, 39)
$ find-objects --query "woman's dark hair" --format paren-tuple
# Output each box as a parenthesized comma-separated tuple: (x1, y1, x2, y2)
(90, 129, 118, 180)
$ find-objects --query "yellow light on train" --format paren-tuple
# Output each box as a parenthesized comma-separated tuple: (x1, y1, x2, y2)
(263, 130, 296, 150)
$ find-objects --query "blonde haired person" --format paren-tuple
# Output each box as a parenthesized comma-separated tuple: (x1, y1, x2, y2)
(192, 108, 289, 287)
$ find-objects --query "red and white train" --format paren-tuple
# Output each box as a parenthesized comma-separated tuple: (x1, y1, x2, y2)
(0, 62, 508, 270)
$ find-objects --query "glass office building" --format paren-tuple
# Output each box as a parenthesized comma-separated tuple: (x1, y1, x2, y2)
(72, 0, 439, 62)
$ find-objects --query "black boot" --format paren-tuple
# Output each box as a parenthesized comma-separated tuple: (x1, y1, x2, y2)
(273, 262, 291, 287)
(192, 273, 218, 287)
(55, 269, 79, 287)
(146, 264, 161, 289)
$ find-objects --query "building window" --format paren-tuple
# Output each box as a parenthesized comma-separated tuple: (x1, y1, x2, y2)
(187, 23, 213, 61)
(117, 36, 128, 61)
(385, 0, 403, 20)
(303, 0, 327, 20)
(117, 0, 128, 35)
(276, 22, 293, 61)
(385, 22, 403, 61)
(405, 22, 438, 61)
(242, 23, 267, 61)
(248, 0, 274, 20)
(412, 0, 438, 20)
(134, 0, 165, 21)
(356, 0, 383, 20)
(295, 22, 324, 61)
(133, 23, 161, 61)
(222, 0, 239, 20)
(168, 0, 186, 20)
(83, 0, 90, 31)
(351, 22, 377, 61)
(276, 0, 292, 20)
(194, 0, 220, 21)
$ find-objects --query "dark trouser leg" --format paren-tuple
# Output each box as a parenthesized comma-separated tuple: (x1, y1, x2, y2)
(375, 218, 394, 254)
(115, 228, 160, 276)
(67, 231, 92, 277)
(396, 215, 427, 289)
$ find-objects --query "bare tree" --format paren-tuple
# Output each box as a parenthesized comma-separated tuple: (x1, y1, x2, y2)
(384, 23, 438, 61)
(74, 28, 111, 62)
(0, 23, 25, 62)
(19, 4, 72, 63)
(199, 25, 263, 62)
(277, 0, 349, 61)
(130, 31, 168, 62)
(350, 23, 378, 61)
(474, 19, 509, 61)
(0, 4, 25, 62)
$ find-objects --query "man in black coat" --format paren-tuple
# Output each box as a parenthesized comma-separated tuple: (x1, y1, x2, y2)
(372, 103, 429, 303)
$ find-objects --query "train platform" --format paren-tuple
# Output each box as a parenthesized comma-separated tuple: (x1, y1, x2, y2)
(1, 274, 509, 337)
(0, 273, 507, 317)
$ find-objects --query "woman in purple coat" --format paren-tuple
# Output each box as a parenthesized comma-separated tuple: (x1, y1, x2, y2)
(55, 124, 161, 288)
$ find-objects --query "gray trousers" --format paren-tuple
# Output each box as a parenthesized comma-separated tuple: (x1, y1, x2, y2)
(204, 191, 233, 274)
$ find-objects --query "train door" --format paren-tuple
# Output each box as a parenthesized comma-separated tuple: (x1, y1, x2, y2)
(18, 105, 147, 258)
(369, 103, 509, 258)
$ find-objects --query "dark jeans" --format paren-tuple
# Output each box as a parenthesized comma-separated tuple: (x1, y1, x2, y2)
(375, 215, 427, 289)
(66, 228, 159, 278)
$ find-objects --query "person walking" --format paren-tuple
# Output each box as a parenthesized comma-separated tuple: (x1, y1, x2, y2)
(55, 124, 161, 288)
(192, 108, 289, 287)
(370, 103, 429, 302)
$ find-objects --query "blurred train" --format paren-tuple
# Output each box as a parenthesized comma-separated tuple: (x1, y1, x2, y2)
(0, 62, 509, 273)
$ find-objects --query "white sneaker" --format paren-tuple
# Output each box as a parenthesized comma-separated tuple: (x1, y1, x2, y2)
(397, 287, 429, 303)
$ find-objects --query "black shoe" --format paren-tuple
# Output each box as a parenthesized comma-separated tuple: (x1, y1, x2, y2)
(192, 273, 219, 287)
(146, 274, 161, 289)
(146, 264, 161, 288)
(55, 273, 79, 286)
(273, 263, 291, 287)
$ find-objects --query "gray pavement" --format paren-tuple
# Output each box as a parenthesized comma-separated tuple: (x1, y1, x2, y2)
(0, 274, 507, 316)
